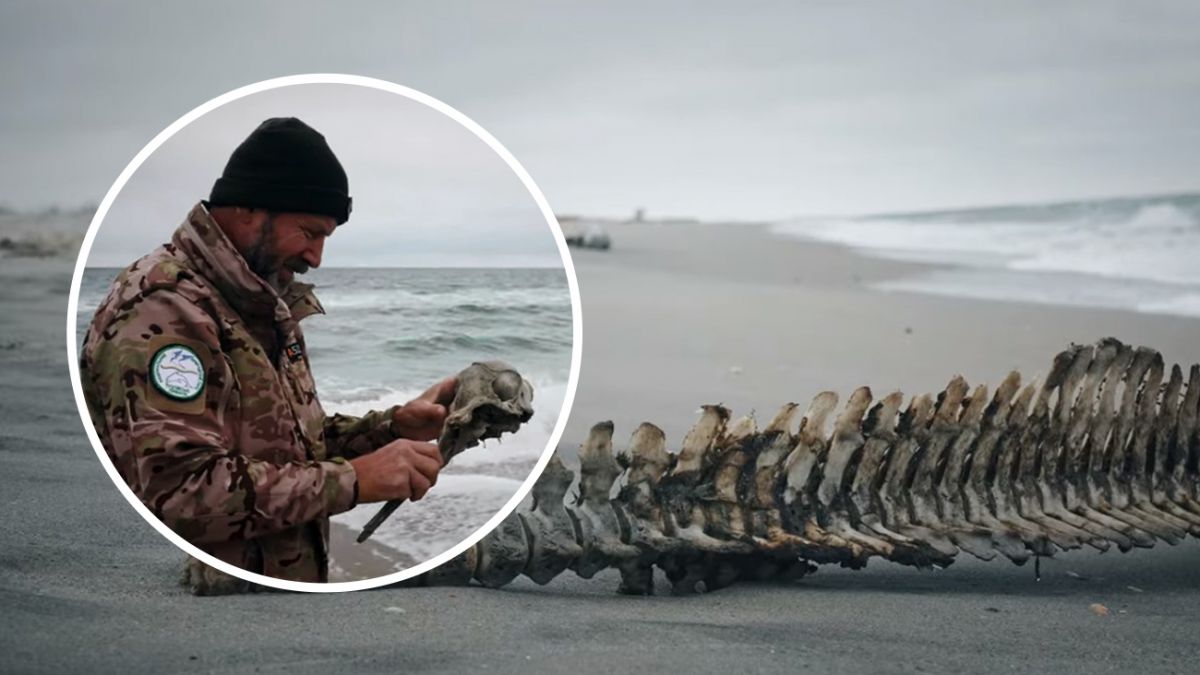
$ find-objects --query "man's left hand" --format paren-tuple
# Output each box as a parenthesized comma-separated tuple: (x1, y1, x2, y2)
(391, 376, 458, 442)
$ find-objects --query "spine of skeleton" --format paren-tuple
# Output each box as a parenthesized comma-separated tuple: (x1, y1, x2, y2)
(411, 338, 1200, 594)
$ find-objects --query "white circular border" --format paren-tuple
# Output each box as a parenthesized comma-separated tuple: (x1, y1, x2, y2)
(65, 74, 583, 593)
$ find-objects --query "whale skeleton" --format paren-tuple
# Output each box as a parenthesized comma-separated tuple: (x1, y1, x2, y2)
(407, 338, 1200, 594)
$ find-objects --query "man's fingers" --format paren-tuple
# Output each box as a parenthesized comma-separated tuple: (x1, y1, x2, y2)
(418, 376, 458, 405)
(410, 450, 442, 480)
(411, 440, 443, 466)
(435, 376, 458, 404)
(409, 470, 433, 501)
(390, 469, 409, 499)
(392, 400, 449, 442)
(398, 400, 445, 423)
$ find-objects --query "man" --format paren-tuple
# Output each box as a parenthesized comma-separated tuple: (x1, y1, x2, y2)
(80, 117, 454, 592)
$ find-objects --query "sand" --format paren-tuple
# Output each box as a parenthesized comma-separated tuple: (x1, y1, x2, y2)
(564, 222, 1200, 445)
(2, 222, 1199, 674)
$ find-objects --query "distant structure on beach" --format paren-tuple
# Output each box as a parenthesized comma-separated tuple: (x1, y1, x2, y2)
(624, 207, 699, 226)
(0, 205, 90, 259)
(556, 208, 703, 251)
(557, 215, 611, 251)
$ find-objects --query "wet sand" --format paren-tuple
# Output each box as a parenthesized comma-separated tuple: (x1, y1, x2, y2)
(328, 522, 419, 581)
(2, 221, 1199, 673)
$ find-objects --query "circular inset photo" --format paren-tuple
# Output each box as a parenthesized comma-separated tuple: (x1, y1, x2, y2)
(67, 75, 580, 593)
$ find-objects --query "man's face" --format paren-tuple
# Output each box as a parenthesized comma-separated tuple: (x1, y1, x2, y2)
(240, 211, 337, 288)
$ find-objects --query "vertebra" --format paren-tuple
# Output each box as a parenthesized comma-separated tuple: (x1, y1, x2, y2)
(409, 339, 1200, 594)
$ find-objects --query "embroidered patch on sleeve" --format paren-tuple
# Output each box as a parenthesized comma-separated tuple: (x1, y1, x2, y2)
(285, 342, 304, 363)
(150, 344, 207, 400)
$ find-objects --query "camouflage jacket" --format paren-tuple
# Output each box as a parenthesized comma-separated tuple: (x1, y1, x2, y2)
(81, 203, 402, 589)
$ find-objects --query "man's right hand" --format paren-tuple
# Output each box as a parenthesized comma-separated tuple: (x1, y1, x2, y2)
(348, 439, 443, 503)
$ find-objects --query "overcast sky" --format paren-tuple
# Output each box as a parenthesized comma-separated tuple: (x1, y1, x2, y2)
(86, 83, 557, 267)
(2, 1, 1198, 226)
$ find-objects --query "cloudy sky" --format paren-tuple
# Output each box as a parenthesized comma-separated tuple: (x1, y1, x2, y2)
(86, 83, 557, 267)
(2, 1, 1198, 230)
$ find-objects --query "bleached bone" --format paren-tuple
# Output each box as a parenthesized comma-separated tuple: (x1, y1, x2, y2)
(357, 360, 535, 543)
(410, 339, 1200, 594)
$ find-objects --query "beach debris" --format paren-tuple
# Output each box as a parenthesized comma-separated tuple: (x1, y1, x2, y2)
(405, 338, 1200, 594)
(356, 361, 535, 543)
(1089, 603, 1110, 616)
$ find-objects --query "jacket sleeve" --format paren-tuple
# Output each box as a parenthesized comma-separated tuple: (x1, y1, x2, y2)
(83, 288, 359, 546)
(323, 406, 404, 460)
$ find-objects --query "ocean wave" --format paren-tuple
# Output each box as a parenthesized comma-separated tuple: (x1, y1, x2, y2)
(321, 371, 566, 562)
(775, 196, 1200, 286)
(331, 473, 528, 564)
(0, 207, 92, 258)
(317, 287, 570, 313)
(383, 332, 572, 356)
(773, 193, 1200, 319)
(324, 375, 568, 467)
(1138, 293, 1200, 319)
(0, 231, 84, 258)
(443, 301, 571, 317)
(350, 302, 573, 326)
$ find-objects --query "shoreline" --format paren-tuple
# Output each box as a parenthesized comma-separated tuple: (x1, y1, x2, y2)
(3, 221, 1200, 673)
(561, 221, 1200, 448)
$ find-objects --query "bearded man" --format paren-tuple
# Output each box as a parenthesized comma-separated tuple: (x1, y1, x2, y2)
(80, 118, 452, 592)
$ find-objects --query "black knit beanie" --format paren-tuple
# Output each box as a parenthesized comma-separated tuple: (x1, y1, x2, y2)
(208, 117, 352, 224)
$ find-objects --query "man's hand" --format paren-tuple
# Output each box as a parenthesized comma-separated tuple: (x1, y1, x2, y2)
(349, 438, 443, 503)
(391, 376, 458, 442)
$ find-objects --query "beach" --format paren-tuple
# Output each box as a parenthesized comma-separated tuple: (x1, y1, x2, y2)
(564, 220, 1200, 445)
(3, 221, 1199, 674)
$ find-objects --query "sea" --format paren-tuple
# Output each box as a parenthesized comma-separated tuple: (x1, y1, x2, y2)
(772, 192, 1200, 319)
(76, 266, 574, 576)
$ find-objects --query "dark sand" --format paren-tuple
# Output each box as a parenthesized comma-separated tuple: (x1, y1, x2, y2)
(2, 221, 1199, 673)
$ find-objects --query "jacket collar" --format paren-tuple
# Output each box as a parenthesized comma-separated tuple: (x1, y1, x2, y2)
(172, 202, 325, 326)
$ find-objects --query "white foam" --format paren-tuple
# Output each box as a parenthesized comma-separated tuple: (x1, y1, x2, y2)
(332, 473, 524, 562)
(875, 268, 1170, 314)
(323, 375, 566, 465)
(774, 199, 1200, 318)
(325, 387, 429, 415)
(775, 203, 1200, 287)
(1138, 293, 1200, 319)
(324, 374, 564, 563)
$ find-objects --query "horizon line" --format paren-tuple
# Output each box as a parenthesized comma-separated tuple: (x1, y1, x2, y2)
(13, 186, 1200, 226)
(83, 264, 567, 270)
